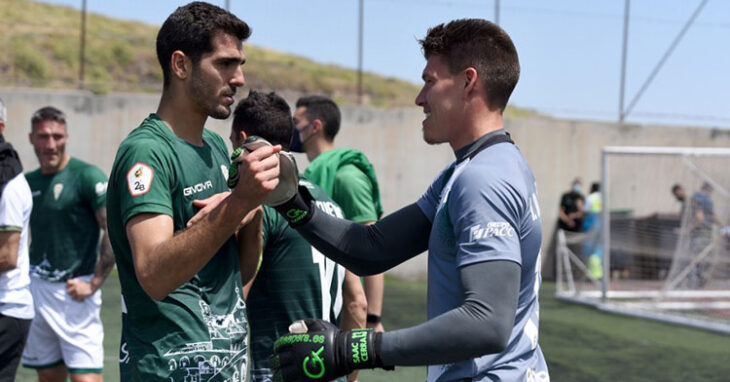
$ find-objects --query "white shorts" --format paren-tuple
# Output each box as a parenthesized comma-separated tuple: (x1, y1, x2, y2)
(22, 276, 104, 373)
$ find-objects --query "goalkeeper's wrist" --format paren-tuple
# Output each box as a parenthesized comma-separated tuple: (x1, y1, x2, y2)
(272, 186, 314, 227)
(344, 329, 392, 371)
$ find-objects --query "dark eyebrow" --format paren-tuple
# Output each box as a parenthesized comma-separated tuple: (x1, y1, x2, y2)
(217, 57, 246, 66)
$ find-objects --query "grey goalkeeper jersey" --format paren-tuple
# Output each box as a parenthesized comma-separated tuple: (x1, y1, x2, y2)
(416, 135, 548, 382)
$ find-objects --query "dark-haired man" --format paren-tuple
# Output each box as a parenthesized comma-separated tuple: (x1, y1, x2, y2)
(22, 106, 112, 382)
(271, 19, 549, 381)
(227, 91, 366, 382)
(106, 3, 280, 381)
(292, 95, 386, 334)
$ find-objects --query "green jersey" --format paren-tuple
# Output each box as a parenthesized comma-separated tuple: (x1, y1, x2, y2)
(247, 178, 347, 381)
(25, 157, 107, 282)
(107, 114, 247, 381)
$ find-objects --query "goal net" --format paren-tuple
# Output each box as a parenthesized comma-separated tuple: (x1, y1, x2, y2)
(556, 146, 730, 334)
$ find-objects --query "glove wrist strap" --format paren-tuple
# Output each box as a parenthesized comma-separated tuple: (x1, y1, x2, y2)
(343, 329, 393, 371)
(344, 329, 378, 371)
(272, 185, 315, 227)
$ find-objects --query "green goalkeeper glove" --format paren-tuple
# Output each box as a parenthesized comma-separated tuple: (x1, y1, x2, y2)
(271, 319, 392, 382)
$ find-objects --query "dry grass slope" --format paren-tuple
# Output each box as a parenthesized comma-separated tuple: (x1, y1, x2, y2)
(0, 0, 538, 114)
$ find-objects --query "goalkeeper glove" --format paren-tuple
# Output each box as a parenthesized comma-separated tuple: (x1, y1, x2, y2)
(271, 319, 392, 382)
(228, 136, 306, 217)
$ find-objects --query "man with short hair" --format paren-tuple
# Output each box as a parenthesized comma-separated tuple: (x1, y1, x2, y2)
(292, 95, 386, 333)
(0, 97, 34, 382)
(106, 3, 280, 381)
(228, 91, 367, 382)
(22, 106, 112, 382)
(270, 19, 549, 381)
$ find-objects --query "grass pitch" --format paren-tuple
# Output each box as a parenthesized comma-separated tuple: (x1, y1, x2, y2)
(16, 274, 730, 381)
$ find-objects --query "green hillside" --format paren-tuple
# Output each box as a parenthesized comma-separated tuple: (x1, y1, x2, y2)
(0, 0, 538, 114)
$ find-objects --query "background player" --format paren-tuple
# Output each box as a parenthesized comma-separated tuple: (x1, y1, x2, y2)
(22, 106, 113, 382)
(0, 96, 34, 382)
(226, 90, 367, 382)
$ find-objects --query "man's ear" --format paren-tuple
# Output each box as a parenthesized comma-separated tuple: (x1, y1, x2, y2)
(463, 67, 478, 93)
(0, 121, 5, 136)
(170, 50, 192, 81)
(310, 119, 324, 135)
(239, 130, 249, 143)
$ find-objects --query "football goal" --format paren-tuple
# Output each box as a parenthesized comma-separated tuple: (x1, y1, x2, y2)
(556, 146, 730, 334)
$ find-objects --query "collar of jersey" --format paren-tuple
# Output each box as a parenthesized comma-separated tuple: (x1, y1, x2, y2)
(454, 129, 508, 163)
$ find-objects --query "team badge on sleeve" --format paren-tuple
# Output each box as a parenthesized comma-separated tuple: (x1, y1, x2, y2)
(95, 182, 108, 196)
(127, 163, 154, 196)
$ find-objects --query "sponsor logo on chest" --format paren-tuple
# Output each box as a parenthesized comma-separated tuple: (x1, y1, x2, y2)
(183, 180, 214, 197)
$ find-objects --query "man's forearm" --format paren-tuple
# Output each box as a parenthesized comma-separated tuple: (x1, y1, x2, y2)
(293, 203, 430, 275)
(0, 231, 20, 273)
(131, 195, 255, 300)
(379, 261, 520, 366)
(364, 274, 384, 325)
(90, 232, 115, 291)
(340, 271, 367, 331)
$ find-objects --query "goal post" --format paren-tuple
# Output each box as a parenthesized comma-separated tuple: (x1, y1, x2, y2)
(556, 146, 730, 334)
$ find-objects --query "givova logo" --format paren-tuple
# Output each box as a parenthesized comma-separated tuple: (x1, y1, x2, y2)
(183, 180, 213, 196)
(469, 222, 514, 242)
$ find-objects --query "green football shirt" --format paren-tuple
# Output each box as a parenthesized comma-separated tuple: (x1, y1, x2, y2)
(25, 157, 107, 282)
(247, 177, 347, 381)
(107, 114, 247, 381)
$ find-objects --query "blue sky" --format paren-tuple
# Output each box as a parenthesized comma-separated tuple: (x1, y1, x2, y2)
(38, 0, 730, 128)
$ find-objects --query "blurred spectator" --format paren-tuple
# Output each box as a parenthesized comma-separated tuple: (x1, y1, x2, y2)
(582, 182, 602, 279)
(671, 183, 687, 221)
(558, 177, 585, 232)
(685, 182, 722, 288)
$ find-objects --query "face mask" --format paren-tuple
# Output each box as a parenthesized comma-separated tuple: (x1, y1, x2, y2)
(289, 124, 310, 153)
(572, 184, 582, 193)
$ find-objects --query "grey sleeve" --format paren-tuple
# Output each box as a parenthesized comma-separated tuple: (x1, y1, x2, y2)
(294, 203, 431, 275)
(379, 260, 520, 366)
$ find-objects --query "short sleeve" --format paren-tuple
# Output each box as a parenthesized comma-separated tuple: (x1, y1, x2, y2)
(416, 164, 454, 223)
(332, 164, 378, 223)
(0, 175, 31, 232)
(448, 167, 523, 267)
(80, 165, 108, 211)
(261, 206, 282, 247)
(114, 140, 174, 225)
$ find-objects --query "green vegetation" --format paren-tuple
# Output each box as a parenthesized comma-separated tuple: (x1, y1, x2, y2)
(16, 275, 729, 381)
(1, 0, 538, 114)
(0, 0, 422, 106)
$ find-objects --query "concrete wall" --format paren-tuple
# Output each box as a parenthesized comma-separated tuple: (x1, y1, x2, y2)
(3, 88, 730, 280)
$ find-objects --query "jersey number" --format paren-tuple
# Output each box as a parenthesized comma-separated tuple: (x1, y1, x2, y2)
(312, 248, 345, 321)
(134, 181, 145, 192)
